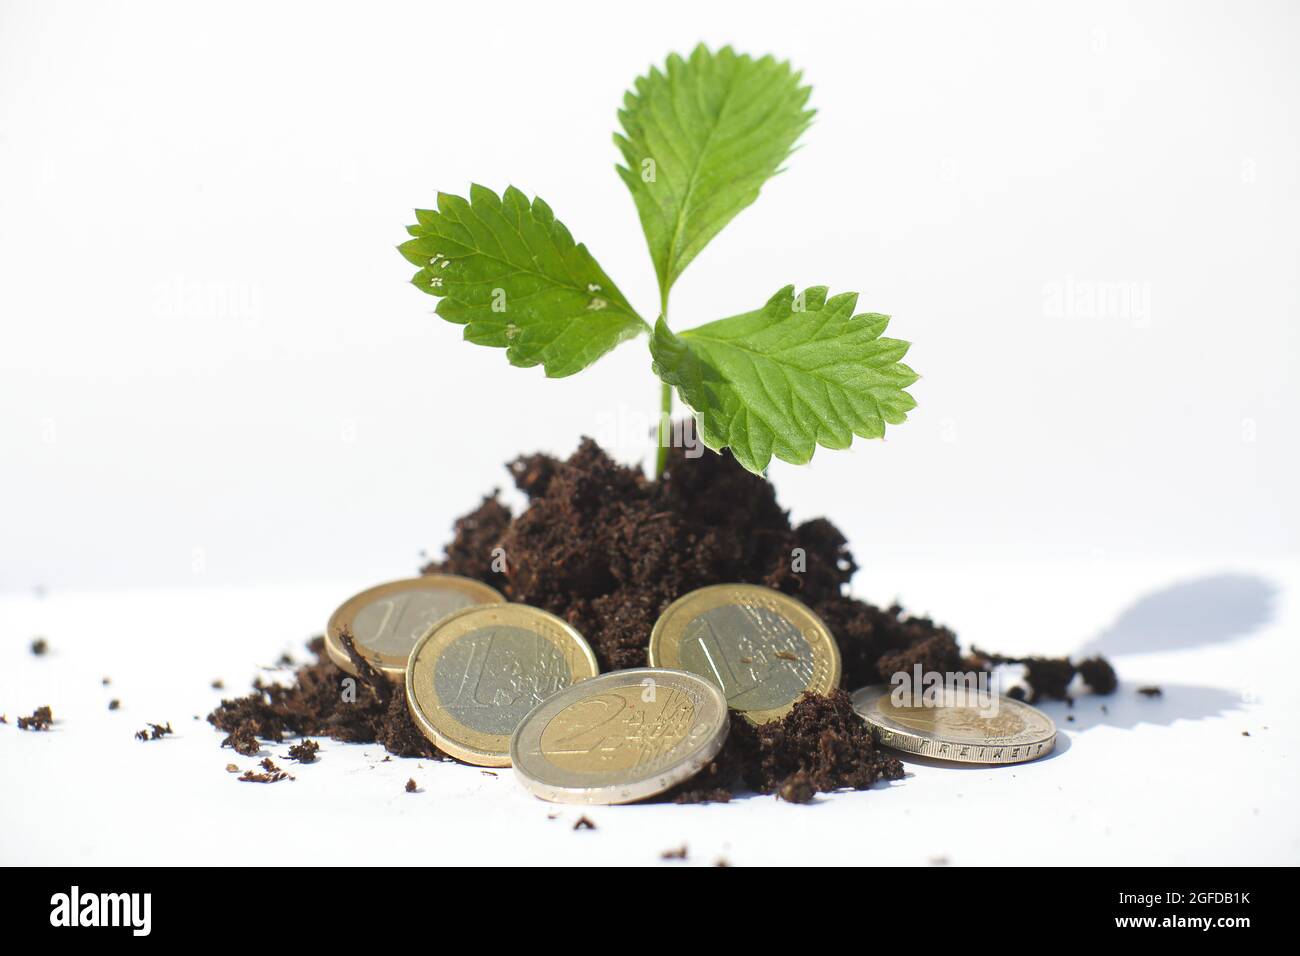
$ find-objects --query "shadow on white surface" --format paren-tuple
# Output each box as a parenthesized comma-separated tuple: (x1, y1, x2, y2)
(1079, 572, 1278, 656)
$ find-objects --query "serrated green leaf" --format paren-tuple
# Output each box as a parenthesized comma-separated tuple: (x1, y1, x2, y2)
(650, 285, 918, 474)
(399, 184, 647, 378)
(615, 45, 813, 300)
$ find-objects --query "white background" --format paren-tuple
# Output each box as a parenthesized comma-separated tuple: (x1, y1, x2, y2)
(2, 0, 1296, 591)
(1, 0, 1297, 866)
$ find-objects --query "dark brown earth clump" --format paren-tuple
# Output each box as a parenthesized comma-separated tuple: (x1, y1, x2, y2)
(208, 634, 445, 761)
(742, 690, 905, 802)
(17, 706, 53, 731)
(208, 433, 1116, 802)
(134, 721, 172, 741)
(240, 757, 292, 783)
(969, 647, 1121, 702)
(286, 739, 320, 763)
(1077, 656, 1118, 695)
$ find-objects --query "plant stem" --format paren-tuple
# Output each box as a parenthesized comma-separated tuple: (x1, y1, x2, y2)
(655, 379, 672, 480)
(654, 292, 672, 481)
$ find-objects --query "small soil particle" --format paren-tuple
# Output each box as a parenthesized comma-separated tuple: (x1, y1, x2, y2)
(135, 722, 173, 741)
(211, 679, 224, 690)
(225, 763, 240, 773)
(30, 638, 48, 656)
(108, 699, 120, 711)
(17, 706, 53, 731)
(405, 778, 418, 793)
(1077, 656, 1118, 695)
(573, 816, 597, 831)
(1137, 686, 1163, 698)
(239, 757, 293, 783)
(223, 726, 261, 756)
(661, 845, 688, 860)
(286, 739, 320, 763)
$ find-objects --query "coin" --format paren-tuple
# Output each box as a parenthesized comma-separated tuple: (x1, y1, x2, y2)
(510, 668, 729, 805)
(648, 584, 841, 724)
(851, 684, 1056, 764)
(405, 603, 599, 767)
(325, 575, 505, 681)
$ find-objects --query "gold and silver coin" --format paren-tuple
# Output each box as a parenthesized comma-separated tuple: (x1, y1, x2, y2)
(510, 668, 729, 805)
(325, 575, 505, 681)
(405, 603, 599, 767)
(851, 684, 1056, 764)
(648, 584, 841, 724)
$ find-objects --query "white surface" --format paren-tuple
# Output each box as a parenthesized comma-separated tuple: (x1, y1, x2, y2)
(2, 0, 1298, 593)
(3, 559, 1294, 866)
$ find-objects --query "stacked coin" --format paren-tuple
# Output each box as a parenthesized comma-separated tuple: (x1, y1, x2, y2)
(325, 575, 505, 681)
(851, 684, 1056, 764)
(649, 584, 840, 724)
(510, 668, 729, 805)
(405, 603, 599, 766)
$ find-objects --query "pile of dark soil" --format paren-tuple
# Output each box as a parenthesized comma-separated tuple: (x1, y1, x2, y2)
(209, 433, 1115, 801)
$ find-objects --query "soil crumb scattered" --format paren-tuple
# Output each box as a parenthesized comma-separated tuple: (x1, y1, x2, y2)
(225, 763, 240, 773)
(1137, 685, 1163, 698)
(108, 699, 120, 711)
(970, 647, 1118, 702)
(1077, 656, 1118, 695)
(405, 778, 418, 793)
(286, 739, 320, 763)
(223, 725, 261, 756)
(17, 706, 53, 731)
(30, 637, 48, 656)
(211, 679, 224, 690)
(661, 845, 688, 860)
(573, 816, 597, 831)
(240, 757, 292, 783)
(135, 722, 173, 741)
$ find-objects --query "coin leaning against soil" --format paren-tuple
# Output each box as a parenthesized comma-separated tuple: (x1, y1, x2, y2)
(648, 584, 841, 724)
(325, 575, 506, 681)
(851, 684, 1057, 764)
(405, 603, 599, 767)
(511, 668, 729, 805)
